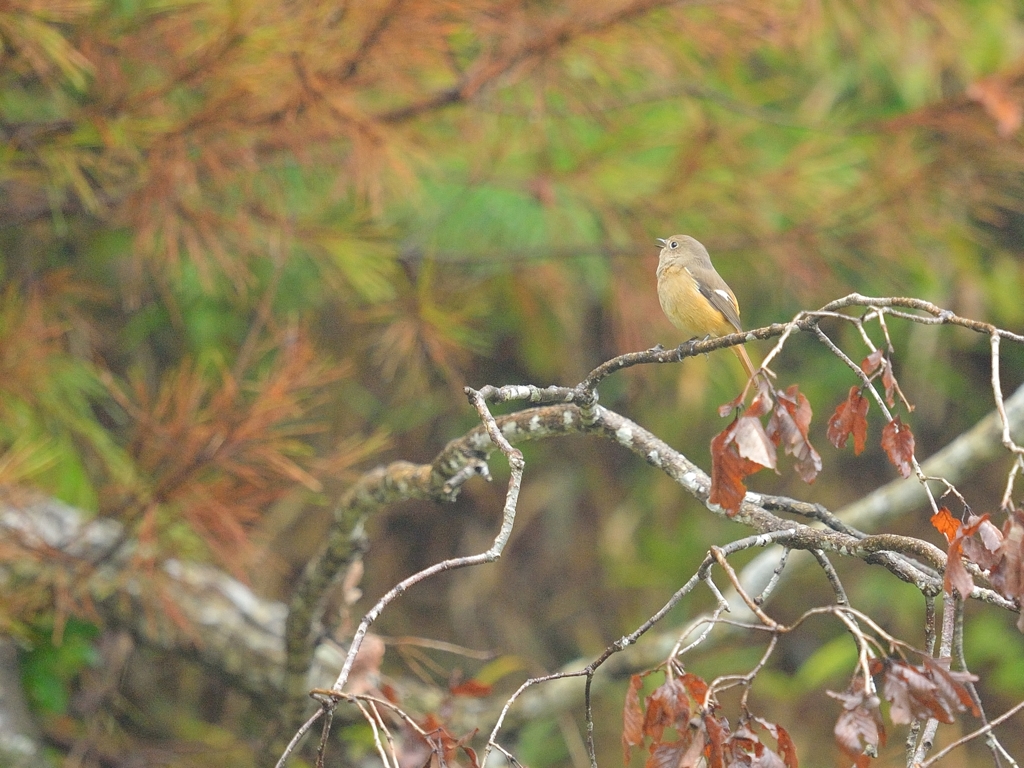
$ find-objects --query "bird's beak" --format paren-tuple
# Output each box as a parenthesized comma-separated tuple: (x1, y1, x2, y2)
(656, 238, 667, 247)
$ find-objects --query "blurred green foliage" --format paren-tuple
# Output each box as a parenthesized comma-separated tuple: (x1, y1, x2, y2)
(20, 618, 99, 716)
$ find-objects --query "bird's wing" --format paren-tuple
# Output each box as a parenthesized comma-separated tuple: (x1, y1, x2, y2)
(695, 279, 743, 333)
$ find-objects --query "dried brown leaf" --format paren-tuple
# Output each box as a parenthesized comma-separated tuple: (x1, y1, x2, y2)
(643, 678, 690, 742)
(751, 717, 798, 768)
(987, 509, 1024, 631)
(733, 415, 778, 469)
(624, 674, 644, 762)
(961, 515, 1003, 571)
(680, 672, 709, 705)
(745, 385, 775, 419)
(930, 507, 960, 543)
(768, 385, 821, 483)
(719, 391, 747, 417)
(710, 422, 766, 515)
(921, 657, 979, 717)
(879, 657, 978, 725)
(860, 349, 884, 376)
(827, 688, 885, 768)
(943, 541, 975, 599)
(705, 714, 727, 768)
(646, 740, 693, 768)
(977, 515, 1005, 554)
(942, 513, 993, 598)
(827, 386, 869, 455)
(880, 416, 915, 479)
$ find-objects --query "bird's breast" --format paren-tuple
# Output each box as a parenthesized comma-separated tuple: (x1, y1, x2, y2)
(657, 265, 733, 339)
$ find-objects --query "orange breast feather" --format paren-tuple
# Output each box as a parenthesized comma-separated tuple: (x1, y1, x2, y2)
(657, 265, 735, 339)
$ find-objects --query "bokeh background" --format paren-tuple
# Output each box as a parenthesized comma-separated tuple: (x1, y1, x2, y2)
(3, 0, 1024, 765)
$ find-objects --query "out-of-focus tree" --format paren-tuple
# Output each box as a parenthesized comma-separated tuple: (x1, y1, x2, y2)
(2, 0, 1024, 765)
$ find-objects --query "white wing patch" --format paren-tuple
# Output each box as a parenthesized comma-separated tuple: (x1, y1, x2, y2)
(714, 289, 736, 308)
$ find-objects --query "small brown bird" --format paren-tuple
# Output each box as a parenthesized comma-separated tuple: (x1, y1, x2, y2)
(656, 234, 756, 379)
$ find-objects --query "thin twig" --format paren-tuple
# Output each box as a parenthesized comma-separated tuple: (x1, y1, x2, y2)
(919, 697, 1024, 767)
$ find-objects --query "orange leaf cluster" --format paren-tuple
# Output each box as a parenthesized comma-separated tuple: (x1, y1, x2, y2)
(873, 657, 978, 726)
(414, 715, 480, 768)
(934, 508, 1024, 629)
(623, 673, 797, 768)
(827, 353, 919, 480)
(830, 654, 978, 767)
(710, 383, 819, 515)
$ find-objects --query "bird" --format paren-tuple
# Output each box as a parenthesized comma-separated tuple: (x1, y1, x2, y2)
(655, 234, 756, 379)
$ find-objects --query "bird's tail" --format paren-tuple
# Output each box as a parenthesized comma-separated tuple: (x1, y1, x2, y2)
(732, 344, 757, 381)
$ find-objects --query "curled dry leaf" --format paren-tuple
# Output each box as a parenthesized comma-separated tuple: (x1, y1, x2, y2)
(643, 678, 690, 743)
(621, 671, 800, 768)
(710, 420, 770, 515)
(751, 717, 799, 768)
(961, 514, 1005, 572)
(939, 513, 991, 599)
(880, 416, 915, 479)
(623, 674, 644, 762)
(984, 509, 1024, 631)
(827, 386, 869, 455)
(872, 657, 978, 725)
(622, 671, 717, 767)
(734, 415, 778, 469)
(680, 672, 709, 704)
(712, 381, 827, 511)
(746, 382, 776, 418)
(827, 687, 885, 768)
(704, 713, 727, 768)
(974, 515, 1006, 558)
(880, 359, 898, 408)
(710, 388, 783, 515)
(768, 384, 821, 483)
(860, 349, 884, 376)
(921, 656, 980, 717)
(950, 509, 1024, 631)
(929, 507, 960, 544)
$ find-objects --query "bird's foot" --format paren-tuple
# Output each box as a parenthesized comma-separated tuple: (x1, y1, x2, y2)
(676, 337, 702, 358)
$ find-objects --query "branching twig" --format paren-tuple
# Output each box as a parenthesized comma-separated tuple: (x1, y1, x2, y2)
(277, 387, 525, 761)
(919, 697, 1024, 767)
(56, 292, 1015, 765)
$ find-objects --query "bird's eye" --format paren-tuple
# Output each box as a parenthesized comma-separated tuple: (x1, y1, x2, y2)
(670, 240, 678, 248)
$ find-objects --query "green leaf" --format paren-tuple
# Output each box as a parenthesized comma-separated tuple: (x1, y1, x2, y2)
(20, 618, 100, 716)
